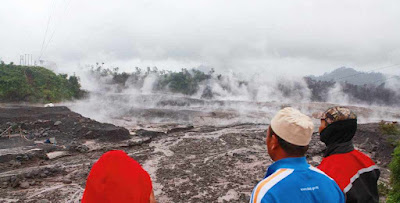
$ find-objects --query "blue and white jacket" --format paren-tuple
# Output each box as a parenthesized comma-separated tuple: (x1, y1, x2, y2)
(250, 157, 345, 203)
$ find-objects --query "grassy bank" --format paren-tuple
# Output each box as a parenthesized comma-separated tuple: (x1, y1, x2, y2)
(380, 122, 400, 203)
(388, 144, 400, 203)
(0, 62, 83, 103)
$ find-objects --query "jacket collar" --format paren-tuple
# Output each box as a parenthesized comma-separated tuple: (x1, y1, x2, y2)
(265, 157, 309, 178)
(324, 141, 354, 157)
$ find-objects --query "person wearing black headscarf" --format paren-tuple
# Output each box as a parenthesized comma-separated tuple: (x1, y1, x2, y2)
(317, 107, 380, 203)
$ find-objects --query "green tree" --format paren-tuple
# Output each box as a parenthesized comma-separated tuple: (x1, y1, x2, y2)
(388, 144, 400, 203)
(0, 63, 83, 103)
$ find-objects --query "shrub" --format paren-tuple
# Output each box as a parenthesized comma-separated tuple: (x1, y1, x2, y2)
(379, 122, 400, 135)
(0, 63, 83, 103)
(378, 182, 390, 197)
(379, 122, 400, 147)
(387, 144, 400, 203)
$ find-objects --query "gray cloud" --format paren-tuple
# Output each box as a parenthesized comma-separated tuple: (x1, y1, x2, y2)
(1, 0, 400, 76)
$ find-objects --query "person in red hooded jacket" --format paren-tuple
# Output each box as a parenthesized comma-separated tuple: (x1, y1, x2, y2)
(317, 107, 380, 203)
(82, 150, 156, 203)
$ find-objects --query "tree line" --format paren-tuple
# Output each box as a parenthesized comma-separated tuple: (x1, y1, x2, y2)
(0, 61, 84, 103)
(1, 60, 398, 106)
(90, 64, 400, 106)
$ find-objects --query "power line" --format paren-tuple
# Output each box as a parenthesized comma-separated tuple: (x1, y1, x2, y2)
(39, 0, 57, 60)
(312, 63, 400, 97)
(372, 75, 400, 85)
(42, 0, 72, 56)
(327, 74, 400, 96)
(336, 64, 400, 81)
(316, 64, 400, 81)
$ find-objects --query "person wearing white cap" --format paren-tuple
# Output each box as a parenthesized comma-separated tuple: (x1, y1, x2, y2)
(250, 107, 344, 203)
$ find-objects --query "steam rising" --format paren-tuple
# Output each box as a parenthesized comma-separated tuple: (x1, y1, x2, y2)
(64, 67, 400, 127)
(326, 83, 351, 105)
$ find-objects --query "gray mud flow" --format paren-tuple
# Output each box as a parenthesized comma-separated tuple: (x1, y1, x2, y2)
(0, 105, 396, 202)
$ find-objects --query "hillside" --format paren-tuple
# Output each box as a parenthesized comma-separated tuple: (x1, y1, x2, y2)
(308, 67, 386, 85)
(0, 62, 84, 103)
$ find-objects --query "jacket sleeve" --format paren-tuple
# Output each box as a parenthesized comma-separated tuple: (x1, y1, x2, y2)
(345, 168, 380, 203)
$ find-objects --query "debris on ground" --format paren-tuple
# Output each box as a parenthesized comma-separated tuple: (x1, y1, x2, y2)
(0, 105, 397, 202)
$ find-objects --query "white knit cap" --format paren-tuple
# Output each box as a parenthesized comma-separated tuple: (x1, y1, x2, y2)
(270, 107, 314, 146)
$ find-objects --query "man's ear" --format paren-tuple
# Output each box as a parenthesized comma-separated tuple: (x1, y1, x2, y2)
(270, 134, 279, 150)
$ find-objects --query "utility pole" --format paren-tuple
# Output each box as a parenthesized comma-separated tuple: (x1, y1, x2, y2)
(19, 54, 35, 66)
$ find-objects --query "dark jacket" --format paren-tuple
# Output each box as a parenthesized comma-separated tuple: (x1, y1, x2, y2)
(318, 120, 380, 203)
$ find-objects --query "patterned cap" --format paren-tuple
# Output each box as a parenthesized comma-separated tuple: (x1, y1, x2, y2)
(322, 106, 357, 124)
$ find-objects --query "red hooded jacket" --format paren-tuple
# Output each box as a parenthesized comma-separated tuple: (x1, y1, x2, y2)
(82, 150, 153, 203)
(318, 120, 380, 203)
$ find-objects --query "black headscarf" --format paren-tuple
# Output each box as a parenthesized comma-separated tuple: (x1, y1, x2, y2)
(320, 119, 357, 157)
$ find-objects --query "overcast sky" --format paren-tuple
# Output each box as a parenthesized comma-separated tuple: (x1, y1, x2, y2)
(1, 0, 400, 76)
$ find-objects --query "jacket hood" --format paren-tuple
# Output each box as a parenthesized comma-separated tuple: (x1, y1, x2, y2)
(82, 150, 152, 203)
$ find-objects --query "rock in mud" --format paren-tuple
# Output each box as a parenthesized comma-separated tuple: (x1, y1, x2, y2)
(134, 129, 166, 137)
(67, 142, 90, 153)
(127, 137, 152, 146)
(82, 126, 130, 141)
(9, 160, 22, 167)
(62, 178, 72, 184)
(167, 125, 194, 134)
(85, 131, 93, 136)
(54, 121, 62, 126)
(19, 181, 30, 189)
(46, 151, 69, 160)
(10, 176, 21, 188)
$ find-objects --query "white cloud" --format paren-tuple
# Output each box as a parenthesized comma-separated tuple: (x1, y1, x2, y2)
(1, 0, 400, 76)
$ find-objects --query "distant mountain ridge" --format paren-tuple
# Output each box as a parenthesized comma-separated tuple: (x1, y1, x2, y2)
(308, 67, 386, 85)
